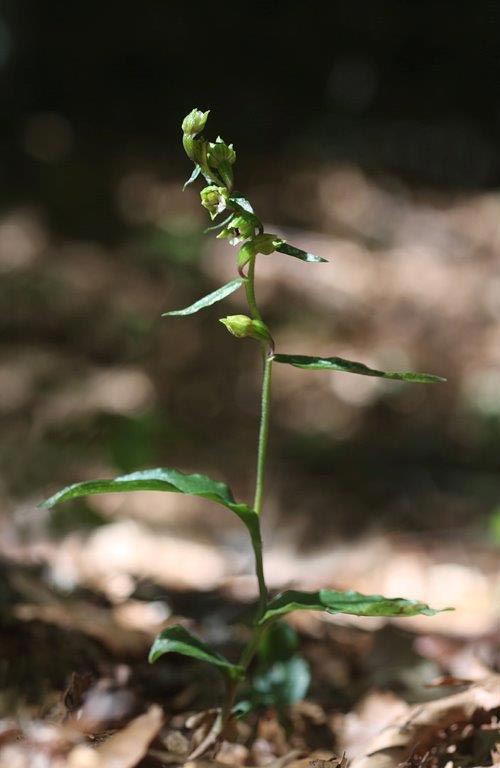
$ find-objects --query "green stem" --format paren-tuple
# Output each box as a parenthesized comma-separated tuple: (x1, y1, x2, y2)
(243, 254, 272, 615)
(253, 353, 272, 518)
(219, 252, 273, 731)
(252, 532, 267, 620)
(244, 256, 263, 322)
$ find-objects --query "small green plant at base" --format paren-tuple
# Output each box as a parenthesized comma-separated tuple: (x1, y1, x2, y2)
(41, 108, 450, 755)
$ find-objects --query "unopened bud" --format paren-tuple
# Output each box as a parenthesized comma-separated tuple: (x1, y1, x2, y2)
(220, 315, 273, 345)
(200, 185, 229, 219)
(237, 233, 284, 273)
(182, 133, 208, 163)
(182, 108, 209, 136)
(252, 233, 284, 255)
(208, 137, 236, 168)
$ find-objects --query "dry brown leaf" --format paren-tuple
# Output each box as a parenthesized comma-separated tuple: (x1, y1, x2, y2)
(333, 690, 409, 759)
(348, 675, 500, 768)
(67, 705, 163, 768)
(282, 751, 342, 768)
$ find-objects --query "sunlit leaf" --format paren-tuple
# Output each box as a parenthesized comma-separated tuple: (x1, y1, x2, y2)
(275, 242, 327, 263)
(273, 354, 446, 383)
(204, 213, 235, 233)
(149, 624, 244, 680)
(162, 279, 243, 316)
(40, 467, 260, 542)
(228, 194, 255, 214)
(183, 164, 201, 190)
(259, 589, 450, 625)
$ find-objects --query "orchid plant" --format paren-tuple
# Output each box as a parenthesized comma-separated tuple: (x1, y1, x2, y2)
(41, 109, 448, 752)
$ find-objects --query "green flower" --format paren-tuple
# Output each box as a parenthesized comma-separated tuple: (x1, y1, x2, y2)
(200, 186, 229, 219)
(182, 108, 210, 136)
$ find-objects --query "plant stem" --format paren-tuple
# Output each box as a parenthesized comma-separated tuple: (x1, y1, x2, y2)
(244, 256, 263, 322)
(252, 531, 268, 620)
(243, 254, 272, 615)
(218, 253, 274, 733)
(253, 353, 272, 518)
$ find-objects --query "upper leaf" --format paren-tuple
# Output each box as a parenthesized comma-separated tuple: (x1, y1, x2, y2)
(204, 213, 235, 233)
(40, 467, 260, 542)
(228, 194, 255, 215)
(149, 624, 244, 680)
(273, 354, 446, 383)
(162, 279, 243, 317)
(259, 589, 450, 625)
(275, 243, 327, 264)
(183, 164, 202, 190)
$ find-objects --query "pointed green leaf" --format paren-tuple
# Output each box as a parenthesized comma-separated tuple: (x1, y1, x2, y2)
(183, 164, 201, 190)
(228, 194, 254, 214)
(40, 467, 260, 542)
(275, 243, 327, 263)
(204, 213, 235, 233)
(273, 354, 446, 383)
(259, 589, 451, 625)
(149, 624, 244, 680)
(162, 279, 243, 317)
(250, 656, 311, 709)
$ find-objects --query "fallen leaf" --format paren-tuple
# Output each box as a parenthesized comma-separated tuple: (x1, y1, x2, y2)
(348, 676, 500, 768)
(80, 705, 163, 768)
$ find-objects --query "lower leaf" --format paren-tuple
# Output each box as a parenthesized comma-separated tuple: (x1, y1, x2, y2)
(149, 624, 244, 680)
(40, 467, 260, 542)
(259, 589, 451, 625)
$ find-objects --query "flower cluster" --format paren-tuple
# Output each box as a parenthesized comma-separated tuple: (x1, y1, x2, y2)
(181, 108, 285, 277)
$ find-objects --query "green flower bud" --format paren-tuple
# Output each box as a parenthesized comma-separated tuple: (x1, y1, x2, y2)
(200, 185, 229, 219)
(182, 133, 208, 167)
(220, 315, 273, 345)
(182, 108, 210, 136)
(208, 137, 236, 168)
(238, 233, 284, 273)
(252, 233, 284, 255)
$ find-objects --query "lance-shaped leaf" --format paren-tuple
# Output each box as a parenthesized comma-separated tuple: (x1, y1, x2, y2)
(228, 194, 255, 214)
(204, 213, 234, 233)
(275, 243, 327, 264)
(162, 279, 243, 317)
(40, 467, 260, 542)
(149, 624, 244, 680)
(183, 164, 201, 190)
(259, 589, 450, 625)
(273, 354, 446, 383)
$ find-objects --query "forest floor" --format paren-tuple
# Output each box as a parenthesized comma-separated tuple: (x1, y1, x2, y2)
(1, 166, 500, 765)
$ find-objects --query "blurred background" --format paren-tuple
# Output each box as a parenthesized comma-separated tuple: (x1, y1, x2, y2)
(1, 0, 500, 721)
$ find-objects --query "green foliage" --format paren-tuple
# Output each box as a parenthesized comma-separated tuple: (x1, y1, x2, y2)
(259, 589, 450, 625)
(162, 278, 243, 316)
(274, 354, 446, 383)
(40, 467, 260, 543)
(40, 107, 449, 736)
(149, 624, 244, 681)
(238, 623, 310, 713)
(276, 242, 328, 263)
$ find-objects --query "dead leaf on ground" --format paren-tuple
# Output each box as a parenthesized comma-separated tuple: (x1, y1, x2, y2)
(345, 675, 500, 768)
(67, 704, 163, 768)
